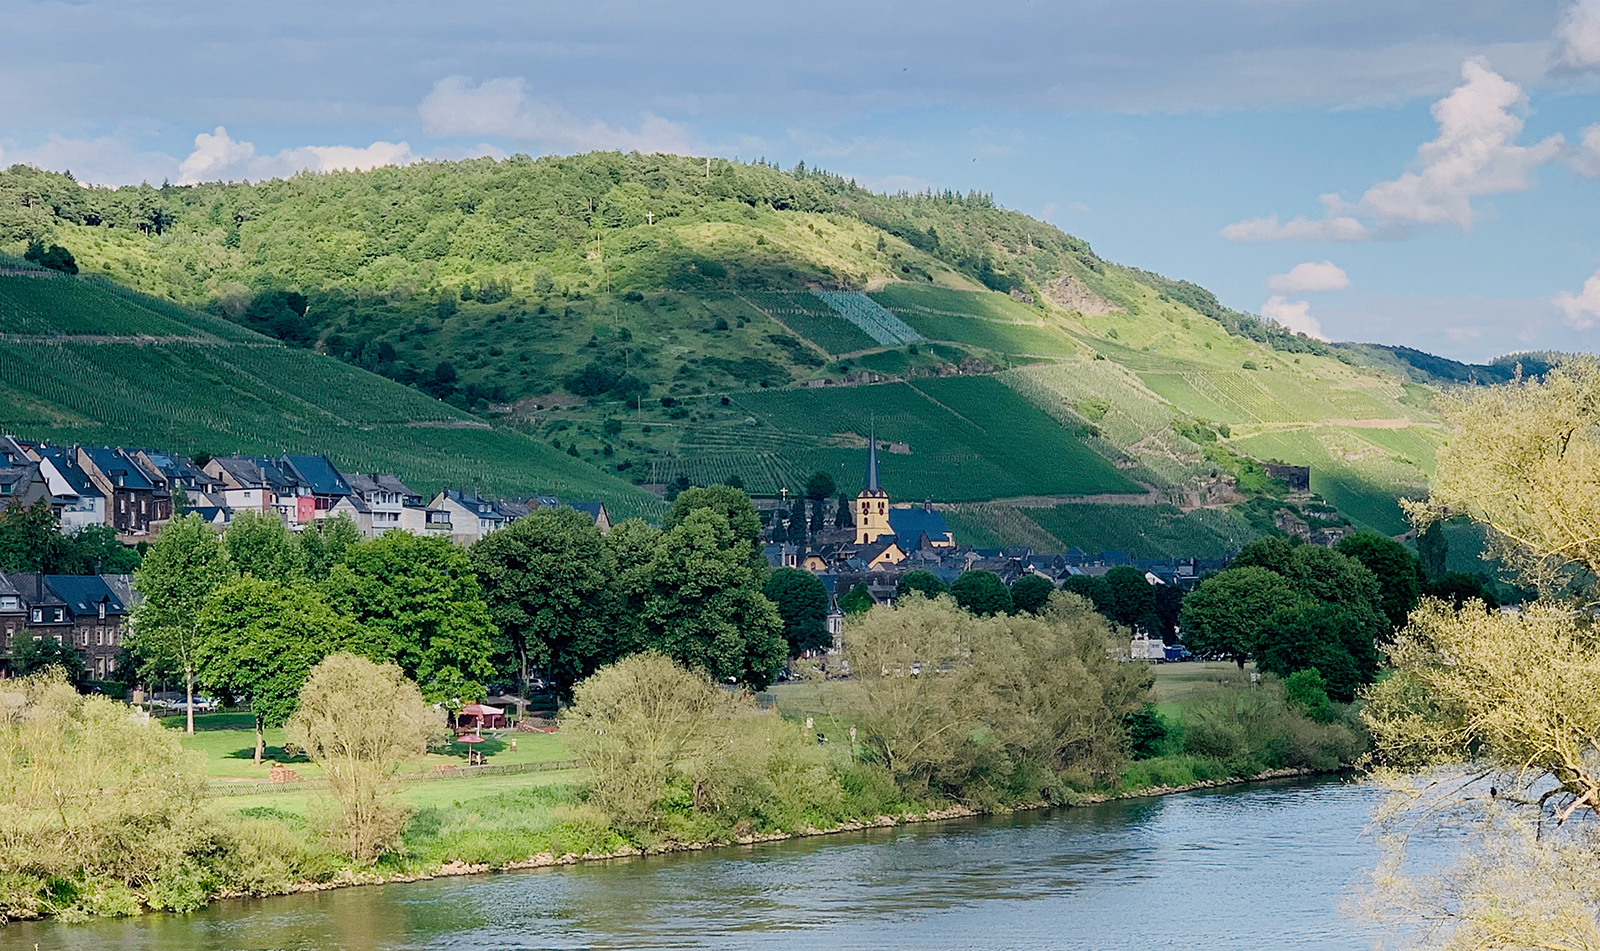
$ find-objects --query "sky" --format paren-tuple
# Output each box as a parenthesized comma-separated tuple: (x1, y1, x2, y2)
(3, 0, 1600, 363)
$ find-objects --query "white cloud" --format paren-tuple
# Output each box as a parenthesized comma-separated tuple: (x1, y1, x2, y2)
(1555, 265, 1600, 329)
(0, 133, 178, 186)
(1570, 124, 1600, 178)
(1266, 261, 1350, 295)
(1361, 61, 1563, 229)
(1223, 61, 1564, 241)
(1261, 296, 1328, 340)
(418, 76, 696, 154)
(1557, 0, 1600, 70)
(176, 127, 416, 185)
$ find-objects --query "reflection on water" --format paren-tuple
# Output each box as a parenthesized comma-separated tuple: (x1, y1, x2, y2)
(13, 779, 1388, 951)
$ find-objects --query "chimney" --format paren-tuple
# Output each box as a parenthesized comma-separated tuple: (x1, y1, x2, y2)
(924, 498, 932, 513)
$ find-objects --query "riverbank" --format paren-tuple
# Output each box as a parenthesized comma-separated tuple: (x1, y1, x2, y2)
(219, 763, 1337, 905)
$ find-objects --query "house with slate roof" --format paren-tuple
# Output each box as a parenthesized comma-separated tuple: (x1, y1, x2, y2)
(41, 574, 128, 680)
(430, 488, 508, 544)
(76, 446, 162, 533)
(34, 446, 106, 533)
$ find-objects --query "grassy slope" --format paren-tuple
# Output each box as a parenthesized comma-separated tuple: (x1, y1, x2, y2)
(0, 274, 663, 519)
(0, 156, 1449, 538)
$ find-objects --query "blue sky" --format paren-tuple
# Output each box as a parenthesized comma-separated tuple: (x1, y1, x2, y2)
(4, 0, 1600, 362)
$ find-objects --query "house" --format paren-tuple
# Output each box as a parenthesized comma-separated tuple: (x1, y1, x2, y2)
(0, 574, 24, 663)
(0, 457, 52, 514)
(133, 450, 227, 498)
(281, 454, 353, 520)
(203, 456, 276, 515)
(344, 473, 420, 536)
(34, 447, 106, 532)
(563, 501, 611, 533)
(430, 488, 507, 544)
(6, 573, 72, 664)
(245, 457, 313, 526)
(40, 574, 129, 681)
(76, 446, 162, 534)
(887, 502, 954, 549)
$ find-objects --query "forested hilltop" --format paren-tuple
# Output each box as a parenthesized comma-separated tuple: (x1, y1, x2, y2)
(0, 154, 1537, 543)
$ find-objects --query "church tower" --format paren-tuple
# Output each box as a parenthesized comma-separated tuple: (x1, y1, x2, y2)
(855, 423, 892, 545)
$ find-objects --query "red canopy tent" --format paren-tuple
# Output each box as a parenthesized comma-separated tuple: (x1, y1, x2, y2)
(457, 703, 505, 731)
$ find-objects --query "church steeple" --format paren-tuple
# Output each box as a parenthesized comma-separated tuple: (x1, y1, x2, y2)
(865, 419, 880, 493)
(855, 419, 891, 545)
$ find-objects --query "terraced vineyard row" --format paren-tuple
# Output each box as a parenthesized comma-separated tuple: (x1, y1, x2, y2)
(813, 291, 923, 346)
(739, 291, 878, 355)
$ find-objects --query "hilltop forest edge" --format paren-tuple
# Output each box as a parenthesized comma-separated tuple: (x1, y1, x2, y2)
(0, 153, 1566, 547)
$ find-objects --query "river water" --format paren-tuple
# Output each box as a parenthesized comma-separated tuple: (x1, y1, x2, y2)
(15, 778, 1395, 951)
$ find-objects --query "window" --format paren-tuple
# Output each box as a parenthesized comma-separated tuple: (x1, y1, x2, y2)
(96, 628, 103, 646)
(98, 602, 106, 620)
(140, 499, 147, 514)
(31, 608, 41, 623)
(52, 608, 63, 623)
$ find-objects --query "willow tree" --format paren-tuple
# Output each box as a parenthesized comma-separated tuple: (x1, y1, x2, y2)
(1365, 356, 1600, 947)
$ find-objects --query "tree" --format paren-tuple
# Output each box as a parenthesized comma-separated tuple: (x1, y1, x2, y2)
(1415, 520, 1449, 581)
(12, 635, 87, 685)
(1336, 532, 1424, 628)
(763, 568, 830, 656)
(787, 498, 807, 545)
(664, 485, 766, 569)
(131, 514, 232, 734)
(1059, 574, 1114, 616)
(286, 654, 444, 863)
(838, 581, 875, 615)
(612, 508, 787, 688)
(950, 570, 1012, 617)
(834, 492, 853, 529)
(896, 570, 948, 600)
(803, 471, 836, 501)
(66, 523, 141, 574)
(1179, 567, 1300, 667)
(1425, 571, 1501, 609)
(1009, 574, 1056, 615)
(322, 532, 496, 703)
(0, 500, 68, 572)
(223, 510, 304, 583)
(194, 577, 372, 764)
(1229, 535, 1298, 576)
(1415, 357, 1600, 604)
(1103, 566, 1156, 629)
(1255, 600, 1379, 702)
(24, 240, 77, 274)
(1150, 584, 1184, 644)
(839, 593, 1150, 798)
(469, 507, 618, 695)
(297, 514, 362, 580)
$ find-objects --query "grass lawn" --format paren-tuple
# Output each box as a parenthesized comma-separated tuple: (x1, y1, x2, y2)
(1150, 660, 1253, 704)
(165, 711, 572, 782)
(204, 768, 584, 816)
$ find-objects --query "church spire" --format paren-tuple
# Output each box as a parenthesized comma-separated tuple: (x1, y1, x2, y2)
(865, 418, 880, 493)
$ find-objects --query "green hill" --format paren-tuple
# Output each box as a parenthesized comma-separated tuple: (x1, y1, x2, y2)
(0, 154, 1484, 542)
(0, 271, 661, 519)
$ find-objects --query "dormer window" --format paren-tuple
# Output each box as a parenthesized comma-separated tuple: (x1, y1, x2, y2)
(31, 608, 41, 623)
(97, 602, 106, 620)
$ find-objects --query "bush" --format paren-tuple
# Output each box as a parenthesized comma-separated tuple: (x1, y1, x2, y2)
(286, 655, 446, 864)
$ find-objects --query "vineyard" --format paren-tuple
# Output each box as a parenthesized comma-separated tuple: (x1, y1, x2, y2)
(867, 284, 1080, 358)
(1027, 503, 1257, 559)
(812, 291, 923, 346)
(739, 291, 878, 354)
(718, 379, 1140, 501)
(869, 284, 1042, 324)
(0, 278, 660, 520)
(939, 503, 1065, 551)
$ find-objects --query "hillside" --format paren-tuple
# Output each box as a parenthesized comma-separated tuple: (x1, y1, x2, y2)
(0, 154, 1481, 546)
(0, 270, 661, 519)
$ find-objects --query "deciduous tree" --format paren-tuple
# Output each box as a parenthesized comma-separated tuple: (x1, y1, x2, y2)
(763, 567, 830, 656)
(131, 514, 232, 734)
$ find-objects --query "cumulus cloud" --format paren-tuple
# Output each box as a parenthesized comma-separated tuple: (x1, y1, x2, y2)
(1223, 196, 1371, 242)
(176, 127, 416, 185)
(1557, 0, 1600, 70)
(419, 76, 696, 154)
(1223, 61, 1563, 241)
(1555, 265, 1600, 330)
(0, 133, 178, 186)
(1570, 124, 1600, 178)
(1261, 296, 1328, 340)
(1266, 261, 1351, 295)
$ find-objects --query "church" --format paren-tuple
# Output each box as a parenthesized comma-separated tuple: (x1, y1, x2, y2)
(854, 425, 955, 551)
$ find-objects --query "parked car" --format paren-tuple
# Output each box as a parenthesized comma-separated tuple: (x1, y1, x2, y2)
(169, 696, 219, 713)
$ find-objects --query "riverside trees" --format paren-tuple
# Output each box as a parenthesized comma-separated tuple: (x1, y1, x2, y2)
(1362, 357, 1600, 947)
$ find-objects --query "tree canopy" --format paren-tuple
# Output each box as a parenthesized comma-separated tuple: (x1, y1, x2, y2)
(763, 568, 830, 657)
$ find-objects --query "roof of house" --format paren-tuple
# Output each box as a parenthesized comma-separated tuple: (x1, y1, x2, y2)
(34, 447, 100, 497)
(0, 462, 43, 499)
(564, 501, 606, 523)
(44, 575, 128, 615)
(438, 488, 505, 518)
(333, 494, 371, 513)
(887, 507, 952, 545)
(5, 573, 64, 607)
(0, 573, 20, 600)
(346, 473, 418, 499)
(80, 447, 154, 491)
(244, 457, 302, 494)
(211, 456, 264, 487)
(282, 455, 351, 497)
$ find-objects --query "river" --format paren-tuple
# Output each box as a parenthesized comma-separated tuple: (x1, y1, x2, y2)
(15, 778, 1396, 951)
